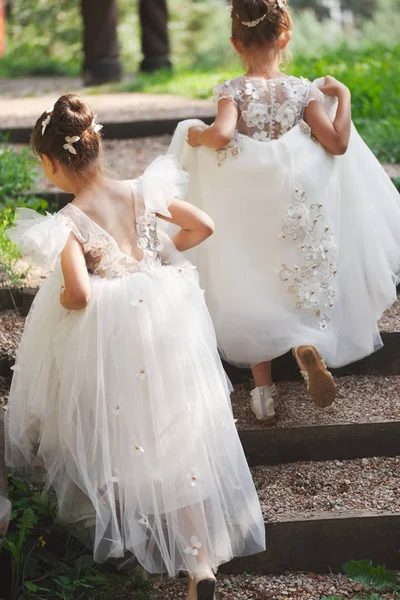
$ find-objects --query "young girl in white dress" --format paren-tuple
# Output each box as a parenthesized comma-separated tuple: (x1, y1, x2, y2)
(169, 0, 400, 425)
(4, 94, 265, 600)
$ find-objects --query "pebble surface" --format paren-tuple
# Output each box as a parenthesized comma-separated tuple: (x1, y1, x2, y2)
(148, 572, 397, 599)
(252, 456, 400, 521)
(231, 375, 400, 430)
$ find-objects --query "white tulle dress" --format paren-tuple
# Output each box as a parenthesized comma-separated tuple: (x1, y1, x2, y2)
(169, 75, 400, 368)
(4, 156, 265, 573)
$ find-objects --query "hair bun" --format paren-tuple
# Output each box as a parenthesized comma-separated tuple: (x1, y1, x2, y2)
(53, 94, 93, 136)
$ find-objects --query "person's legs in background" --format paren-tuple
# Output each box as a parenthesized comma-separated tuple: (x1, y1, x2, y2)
(139, 0, 172, 73)
(81, 0, 171, 84)
(81, 0, 122, 85)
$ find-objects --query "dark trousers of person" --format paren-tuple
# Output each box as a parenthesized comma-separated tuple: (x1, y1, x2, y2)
(81, 0, 170, 83)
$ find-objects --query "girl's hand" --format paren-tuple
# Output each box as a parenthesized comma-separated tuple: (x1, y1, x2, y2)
(187, 125, 208, 148)
(319, 76, 350, 98)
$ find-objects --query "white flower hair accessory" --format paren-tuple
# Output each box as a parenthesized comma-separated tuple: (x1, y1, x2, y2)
(63, 136, 80, 155)
(41, 106, 54, 136)
(277, 0, 287, 9)
(92, 114, 103, 133)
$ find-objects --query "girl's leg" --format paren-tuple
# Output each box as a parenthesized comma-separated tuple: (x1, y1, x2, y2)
(181, 505, 216, 600)
(251, 361, 273, 387)
(249, 361, 276, 424)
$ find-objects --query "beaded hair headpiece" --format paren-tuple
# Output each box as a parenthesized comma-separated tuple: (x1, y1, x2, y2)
(240, 0, 287, 27)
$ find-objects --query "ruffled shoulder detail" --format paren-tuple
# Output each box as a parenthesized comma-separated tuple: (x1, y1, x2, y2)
(213, 79, 238, 104)
(6, 208, 72, 270)
(136, 155, 189, 217)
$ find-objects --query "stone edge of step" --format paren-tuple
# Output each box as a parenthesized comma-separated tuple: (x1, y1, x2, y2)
(220, 510, 400, 574)
(239, 420, 400, 466)
(0, 115, 216, 144)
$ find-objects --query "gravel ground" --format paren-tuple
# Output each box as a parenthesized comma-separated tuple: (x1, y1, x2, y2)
(380, 294, 400, 332)
(0, 310, 25, 361)
(149, 571, 396, 599)
(0, 376, 10, 410)
(252, 456, 400, 521)
(231, 375, 400, 430)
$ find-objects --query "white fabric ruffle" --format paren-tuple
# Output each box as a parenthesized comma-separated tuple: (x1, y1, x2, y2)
(7, 208, 71, 269)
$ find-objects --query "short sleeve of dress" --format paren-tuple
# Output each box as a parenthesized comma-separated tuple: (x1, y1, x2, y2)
(136, 155, 189, 217)
(6, 208, 72, 270)
(304, 81, 324, 107)
(213, 79, 238, 105)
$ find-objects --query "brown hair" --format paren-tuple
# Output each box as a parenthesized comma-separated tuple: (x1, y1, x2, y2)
(231, 0, 292, 49)
(31, 94, 102, 179)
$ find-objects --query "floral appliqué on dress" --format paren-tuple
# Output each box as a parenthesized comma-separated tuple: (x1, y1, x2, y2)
(279, 188, 338, 330)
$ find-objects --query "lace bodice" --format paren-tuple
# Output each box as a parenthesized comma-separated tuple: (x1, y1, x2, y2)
(214, 75, 323, 142)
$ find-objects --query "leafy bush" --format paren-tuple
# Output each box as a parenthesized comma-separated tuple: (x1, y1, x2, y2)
(0, 0, 81, 77)
(3, 475, 151, 600)
(0, 144, 46, 286)
(323, 558, 400, 600)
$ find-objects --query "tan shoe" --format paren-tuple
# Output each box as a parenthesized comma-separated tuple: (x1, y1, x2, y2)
(186, 572, 216, 600)
(293, 345, 337, 408)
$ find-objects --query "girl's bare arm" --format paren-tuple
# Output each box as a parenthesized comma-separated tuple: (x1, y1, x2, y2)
(158, 199, 214, 251)
(187, 98, 238, 149)
(60, 233, 91, 310)
(304, 76, 351, 156)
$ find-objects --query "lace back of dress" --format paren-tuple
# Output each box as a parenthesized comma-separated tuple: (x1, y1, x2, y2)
(215, 76, 323, 143)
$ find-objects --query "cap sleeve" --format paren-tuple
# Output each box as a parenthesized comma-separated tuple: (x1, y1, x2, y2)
(213, 79, 238, 105)
(6, 208, 72, 270)
(136, 155, 189, 217)
(305, 81, 324, 107)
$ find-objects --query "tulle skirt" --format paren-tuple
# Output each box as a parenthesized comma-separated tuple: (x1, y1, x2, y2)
(169, 119, 400, 368)
(5, 263, 265, 573)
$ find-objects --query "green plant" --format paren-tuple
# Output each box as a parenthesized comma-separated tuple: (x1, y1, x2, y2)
(322, 559, 400, 600)
(3, 475, 150, 599)
(0, 143, 47, 286)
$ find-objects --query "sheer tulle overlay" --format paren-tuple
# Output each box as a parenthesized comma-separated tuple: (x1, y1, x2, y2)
(168, 78, 400, 368)
(5, 156, 265, 573)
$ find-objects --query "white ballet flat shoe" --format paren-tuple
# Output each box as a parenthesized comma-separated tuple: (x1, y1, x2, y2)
(186, 571, 216, 600)
(250, 385, 276, 424)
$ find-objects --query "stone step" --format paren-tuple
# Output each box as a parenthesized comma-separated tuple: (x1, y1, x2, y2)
(0, 89, 215, 143)
(222, 456, 400, 574)
(235, 375, 400, 465)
